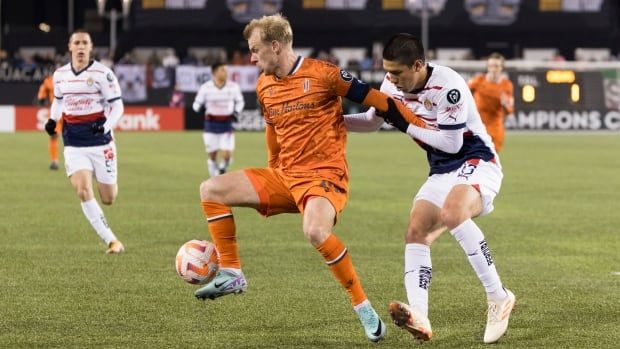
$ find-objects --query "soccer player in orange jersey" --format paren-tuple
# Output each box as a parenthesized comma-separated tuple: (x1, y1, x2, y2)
(193, 14, 425, 342)
(38, 72, 63, 170)
(468, 53, 514, 152)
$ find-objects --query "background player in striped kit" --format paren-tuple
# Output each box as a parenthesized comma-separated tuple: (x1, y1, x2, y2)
(192, 62, 245, 177)
(44, 29, 125, 254)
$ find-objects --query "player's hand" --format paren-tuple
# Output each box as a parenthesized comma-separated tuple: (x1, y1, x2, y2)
(91, 121, 106, 135)
(232, 112, 239, 122)
(45, 119, 57, 136)
(380, 98, 411, 133)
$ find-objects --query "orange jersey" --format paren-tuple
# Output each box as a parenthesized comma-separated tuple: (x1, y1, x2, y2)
(469, 74, 514, 130)
(257, 57, 359, 184)
(37, 75, 54, 105)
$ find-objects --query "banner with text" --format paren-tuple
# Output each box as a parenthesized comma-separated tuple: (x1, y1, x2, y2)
(2, 106, 184, 132)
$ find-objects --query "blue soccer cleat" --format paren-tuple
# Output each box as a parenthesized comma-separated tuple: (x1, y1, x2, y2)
(355, 301, 387, 342)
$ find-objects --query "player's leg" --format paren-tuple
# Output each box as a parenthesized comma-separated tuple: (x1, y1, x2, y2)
(443, 160, 514, 343)
(302, 189, 385, 342)
(48, 134, 59, 170)
(48, 117, 62, 170)
(218, 132, 234, 174)
(90, 143, 123, 253)
(203, 132, 220, 177)
(389, 199, 443, 342)
(494, 127, 505, 152)
(195, 169, 266, 300)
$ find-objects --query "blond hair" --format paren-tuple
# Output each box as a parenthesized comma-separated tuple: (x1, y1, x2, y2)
(243, 14, 293, 46)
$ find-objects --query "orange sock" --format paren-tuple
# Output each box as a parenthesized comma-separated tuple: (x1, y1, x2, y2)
(316, 233, 367, 306)
(201, 201, 240, 269)
(49, 137, 58, 162)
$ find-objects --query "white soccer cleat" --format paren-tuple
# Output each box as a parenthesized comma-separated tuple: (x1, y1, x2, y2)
(483, 289, 516, 344)
(106, 240, 125, 254)
(388, 301, 432, 341)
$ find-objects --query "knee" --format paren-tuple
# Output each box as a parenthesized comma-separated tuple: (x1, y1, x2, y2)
(75, 187, 92, 202)
(199, 179, 219, 201)
(440, 205, 468, 230)
(100, 195, 116, 205)
(303, 225, 329, 246)
(405, 224, 433, 245)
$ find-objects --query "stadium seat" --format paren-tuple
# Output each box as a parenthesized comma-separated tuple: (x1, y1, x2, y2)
(522, 48, 558, 61)
(436, 48, 473, 60)
(574, 48, 611, 61)
(132, 47, 176, 64)
(330, 47, 367, 69)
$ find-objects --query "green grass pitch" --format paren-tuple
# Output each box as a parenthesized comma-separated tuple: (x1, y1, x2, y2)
(0, 131, 618, 348)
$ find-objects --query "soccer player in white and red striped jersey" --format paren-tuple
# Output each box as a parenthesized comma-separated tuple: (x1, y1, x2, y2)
(192, 62, 245, 177)
(344, 33, 515, 344)
(44, 29, 125, 254)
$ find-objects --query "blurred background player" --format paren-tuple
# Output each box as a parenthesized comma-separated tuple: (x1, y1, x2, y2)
(192, 62, 245, 177)
(37, 70, 63, 170)
(194, 14, 425, 343)
(344, 33, 515, 344)
(44, 29, 125, 254)
(468, 53, 514, 152)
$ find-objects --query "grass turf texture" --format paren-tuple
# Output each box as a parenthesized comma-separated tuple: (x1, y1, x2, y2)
(0, 131, 618, 348)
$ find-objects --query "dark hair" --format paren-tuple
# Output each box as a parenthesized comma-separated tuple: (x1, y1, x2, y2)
(69, 28, 91, 41)
(383, 33, 425, 67)
(211, 62, 226, 72)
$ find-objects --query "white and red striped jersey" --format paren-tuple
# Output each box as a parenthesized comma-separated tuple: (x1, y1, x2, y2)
(380, 63, 498, 175)
(53, 60, 121, 147)
(193, 80, 245, 133)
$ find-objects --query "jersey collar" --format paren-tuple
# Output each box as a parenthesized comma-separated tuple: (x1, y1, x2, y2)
(71, 60, 95, 76)
(409, 64, 434, 94)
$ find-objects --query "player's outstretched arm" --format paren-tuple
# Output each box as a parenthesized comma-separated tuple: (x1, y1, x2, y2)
(343, 108, 384, 132)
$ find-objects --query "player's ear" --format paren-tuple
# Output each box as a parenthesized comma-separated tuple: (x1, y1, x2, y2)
(272, 40, 280, 54)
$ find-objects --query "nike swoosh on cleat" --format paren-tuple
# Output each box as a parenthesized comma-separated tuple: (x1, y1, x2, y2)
(372, 320, 383, 337)
(214, 281, 226, 288)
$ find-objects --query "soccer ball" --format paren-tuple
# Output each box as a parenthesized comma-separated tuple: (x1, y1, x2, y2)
(175, 239, 220, 285)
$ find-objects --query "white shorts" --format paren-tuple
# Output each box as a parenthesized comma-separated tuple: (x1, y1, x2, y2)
(414, 159, 503, 217)
(64, 143, 118, 185)
(202, 132, 235, 153)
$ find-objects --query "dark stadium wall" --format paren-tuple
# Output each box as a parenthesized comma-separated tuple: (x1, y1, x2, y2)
(1, 0, 619, 60)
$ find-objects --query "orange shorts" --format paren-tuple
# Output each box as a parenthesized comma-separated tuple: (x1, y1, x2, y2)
(244, 168, 349, 219)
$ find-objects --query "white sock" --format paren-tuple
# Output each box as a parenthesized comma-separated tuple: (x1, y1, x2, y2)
(80, 199, 117, 245)
(404, 243, 432, 317)
(451, 219, 506, 301)
(218, 159, 229, 172)
(207, 159, 219, 177)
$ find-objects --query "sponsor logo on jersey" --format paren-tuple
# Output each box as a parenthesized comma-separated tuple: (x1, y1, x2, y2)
(423, 98, 433, 110)
(339, 69, 353, 82)
(447, 89, 461, 104)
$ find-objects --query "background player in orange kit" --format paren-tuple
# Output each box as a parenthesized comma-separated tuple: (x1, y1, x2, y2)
(468, 53, 514, 152)
(193, 14, 426, 343)
(38, 72, 63, 170)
